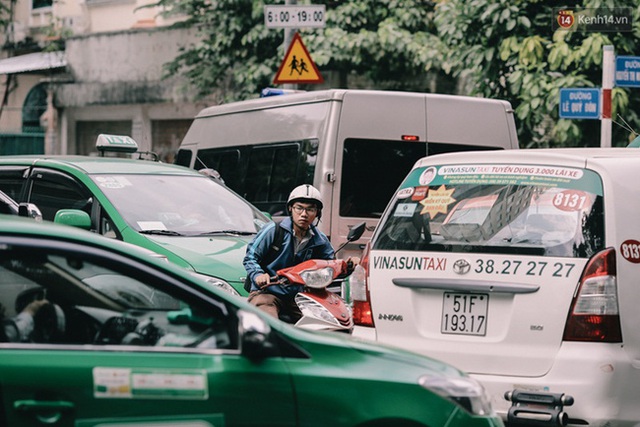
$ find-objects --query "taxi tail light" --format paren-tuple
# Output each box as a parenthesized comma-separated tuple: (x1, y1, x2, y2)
(563, 248, 622, 342)
(351, 243, 375, 327)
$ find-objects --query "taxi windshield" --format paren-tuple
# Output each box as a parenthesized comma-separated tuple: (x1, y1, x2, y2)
(91, 174, 268, 235)
(373, 164, 605, 258)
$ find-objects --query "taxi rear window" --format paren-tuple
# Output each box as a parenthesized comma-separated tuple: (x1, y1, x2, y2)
(373, 164, 604, 258)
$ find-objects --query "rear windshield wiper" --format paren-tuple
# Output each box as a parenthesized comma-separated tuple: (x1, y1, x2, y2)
(139, 229, 184, 236)
(197, 230, 256, 236)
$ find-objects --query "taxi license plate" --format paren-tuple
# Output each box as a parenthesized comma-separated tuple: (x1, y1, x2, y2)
(441, 292, 488, 336)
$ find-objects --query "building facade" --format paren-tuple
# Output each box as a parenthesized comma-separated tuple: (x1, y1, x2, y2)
(0, 0, 213, 159)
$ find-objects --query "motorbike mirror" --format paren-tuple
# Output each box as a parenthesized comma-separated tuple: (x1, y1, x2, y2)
(335, 222, 366, 254)
(347, 222, 366, 242)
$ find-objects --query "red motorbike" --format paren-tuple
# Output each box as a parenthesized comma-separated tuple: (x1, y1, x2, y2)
(273, 258, 354, 332)
(269, 222, 365, 333)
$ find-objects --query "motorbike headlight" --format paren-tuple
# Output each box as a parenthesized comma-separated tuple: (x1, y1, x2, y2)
(191, 273, 241, 297)
(300, 267, 334, 289)
(418, 374, 493, 416)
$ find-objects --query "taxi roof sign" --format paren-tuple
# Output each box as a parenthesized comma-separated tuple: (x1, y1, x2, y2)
(273, 33, 323, 85)
(96, 134, 139, 155)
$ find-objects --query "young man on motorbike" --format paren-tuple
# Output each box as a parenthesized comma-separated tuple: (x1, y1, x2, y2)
(243, 184, 335, 320)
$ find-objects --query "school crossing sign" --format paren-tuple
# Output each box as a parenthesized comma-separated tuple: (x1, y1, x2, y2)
(273, 32, 324, 85)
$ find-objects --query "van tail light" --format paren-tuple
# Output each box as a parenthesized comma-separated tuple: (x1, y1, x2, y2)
(351, 242, 375, 327)
(563, 248, 622, 342)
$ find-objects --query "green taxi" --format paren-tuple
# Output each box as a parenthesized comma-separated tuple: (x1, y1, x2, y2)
(0, 216, 503, 427)
(0, 135, 270, 296)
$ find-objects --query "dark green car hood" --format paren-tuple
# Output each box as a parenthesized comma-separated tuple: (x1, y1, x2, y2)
(275, 321, 466, 379)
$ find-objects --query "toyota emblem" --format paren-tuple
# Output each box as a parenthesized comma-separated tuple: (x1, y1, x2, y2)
(453, 259, 471, 275)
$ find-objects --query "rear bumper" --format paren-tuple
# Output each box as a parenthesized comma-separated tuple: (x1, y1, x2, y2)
(352, 325, 377, 341)
(471, 342, 640, 426)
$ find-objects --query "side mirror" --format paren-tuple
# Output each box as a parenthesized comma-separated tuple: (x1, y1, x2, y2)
(347, 222, 366, 242)
(238, 309, 276, 362)
(335, 222, 367, 254)
(18, 203, 43, 222)
(54, 209, 92, 230)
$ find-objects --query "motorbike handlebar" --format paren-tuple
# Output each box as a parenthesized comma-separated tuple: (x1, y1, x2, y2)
(263, 276, 288, 288)
(346, 260, 354, 275)
(264, 257, 360, 289)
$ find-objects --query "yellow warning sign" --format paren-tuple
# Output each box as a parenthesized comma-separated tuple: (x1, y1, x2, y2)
(273, 33, 324, 85)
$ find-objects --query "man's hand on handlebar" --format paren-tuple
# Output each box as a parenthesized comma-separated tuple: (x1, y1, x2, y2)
(255, 273, 271, 289)
(345, 256, 361, 274)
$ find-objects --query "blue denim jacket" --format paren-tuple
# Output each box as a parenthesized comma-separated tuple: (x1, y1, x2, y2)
(243, 217, 335, 298)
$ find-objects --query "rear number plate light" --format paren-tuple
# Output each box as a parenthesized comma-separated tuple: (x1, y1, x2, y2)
(441, 292, 489, 336)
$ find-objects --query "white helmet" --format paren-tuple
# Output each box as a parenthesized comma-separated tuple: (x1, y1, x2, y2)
(287, 184, 323, 212)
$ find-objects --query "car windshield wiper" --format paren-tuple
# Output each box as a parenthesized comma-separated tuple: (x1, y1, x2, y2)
(139, 229, 184, 236)
(197, 230, 256, 236)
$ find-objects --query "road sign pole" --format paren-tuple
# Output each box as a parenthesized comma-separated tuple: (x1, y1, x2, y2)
(601, 45, 614, 147)
(283, 0, 297, 90)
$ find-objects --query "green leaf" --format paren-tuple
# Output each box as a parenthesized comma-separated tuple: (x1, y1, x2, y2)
(518, 16, 531, 28)
(499, 8, 510, 23)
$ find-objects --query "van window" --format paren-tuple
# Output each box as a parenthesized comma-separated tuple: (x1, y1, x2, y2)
(373, 164, 605, 258)
(427, 142, 503, 156)
(340, 139, 426, 218)
(340, 139, 502, 219)
(195, 148, 242, 188)
(175, 149, 193, 168)
(195, 140, 318, 215)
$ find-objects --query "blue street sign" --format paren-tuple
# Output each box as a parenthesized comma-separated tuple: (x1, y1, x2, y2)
(559, 88, 600, 120)
(615, 56, 640, 87)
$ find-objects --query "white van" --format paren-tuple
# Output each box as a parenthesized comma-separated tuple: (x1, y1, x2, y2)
(176, 89, 519, 258)
(352, 148, 640, 426)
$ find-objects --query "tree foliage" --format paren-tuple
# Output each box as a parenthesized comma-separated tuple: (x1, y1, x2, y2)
(435, 0, 640, 147)
(152, 0, 445, 102)
(155, 0, 640, 147)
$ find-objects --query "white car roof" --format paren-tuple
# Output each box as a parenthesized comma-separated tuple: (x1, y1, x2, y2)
(414, 147, 640, 170)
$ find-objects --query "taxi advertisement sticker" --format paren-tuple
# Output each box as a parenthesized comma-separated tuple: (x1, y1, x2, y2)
(411, 186, 429, 201)
(94, 367, 208, 400)
(551, 189, 591, 212)
(419, 185, 456, 219)
(400, 164, 603, 196)
(393, 203, 417, 217)
(95, 176, 132, 189)
(620, 240, 640, 264)
(396, 187, 414, 199)
(419, 167, 437, 185)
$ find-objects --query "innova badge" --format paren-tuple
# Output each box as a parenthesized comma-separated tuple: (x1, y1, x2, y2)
(453, 259, 471, 275)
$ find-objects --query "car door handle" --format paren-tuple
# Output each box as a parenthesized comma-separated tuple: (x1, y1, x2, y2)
(14, 400, 75, 424)
(14, 399, 75, 412)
